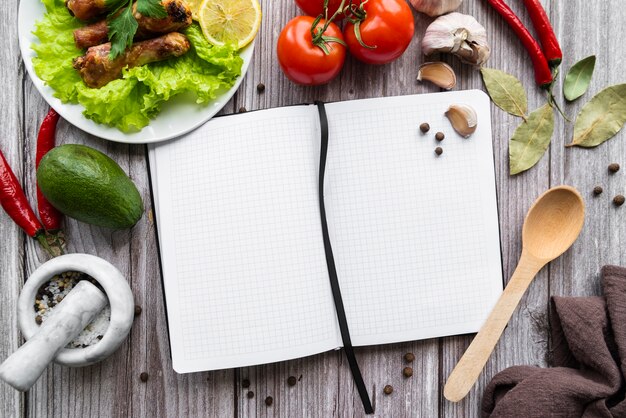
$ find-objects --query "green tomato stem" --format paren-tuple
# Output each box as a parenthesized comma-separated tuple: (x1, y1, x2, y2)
(311, 0, 347, 54)
(345, 0, 376, 49)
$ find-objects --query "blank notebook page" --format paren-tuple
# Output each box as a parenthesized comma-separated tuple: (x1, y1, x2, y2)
(149, 91, 504, 372)
(149, 105, 341, 373)
(324, 91, 503, 346)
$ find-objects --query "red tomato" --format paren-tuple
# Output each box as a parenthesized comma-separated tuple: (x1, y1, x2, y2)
(343, 0, 414, 65)
(277, 16, 347, 86)
(294, 0, 345, 18)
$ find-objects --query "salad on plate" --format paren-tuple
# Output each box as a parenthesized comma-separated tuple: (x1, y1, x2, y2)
(31, 0, 261, 132)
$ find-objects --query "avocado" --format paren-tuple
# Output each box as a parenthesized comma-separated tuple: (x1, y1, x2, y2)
(37, 144, 143, 229)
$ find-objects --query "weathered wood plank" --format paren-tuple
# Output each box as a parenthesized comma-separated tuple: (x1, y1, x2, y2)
(0, 3, 26, 417)
(4, 0, 625, 417)
(550, 0, 626, 298)
(441, 1, 552, 416)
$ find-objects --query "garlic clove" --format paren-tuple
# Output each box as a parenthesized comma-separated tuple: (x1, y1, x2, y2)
(417, 62, 457, 90)
(422, 13, 490, 66)
(445, 104, 478, 138)
(409, 0, 463, 17)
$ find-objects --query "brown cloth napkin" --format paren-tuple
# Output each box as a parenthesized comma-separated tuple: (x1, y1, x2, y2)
(482, 265, 626, 418)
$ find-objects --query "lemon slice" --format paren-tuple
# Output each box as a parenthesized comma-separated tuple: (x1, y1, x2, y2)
(197, 0, 262, 49)
(186, 0, 203, 20)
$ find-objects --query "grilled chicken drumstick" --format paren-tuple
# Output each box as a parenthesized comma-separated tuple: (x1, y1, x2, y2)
(66, 0, 108, 21)
(73, 0, 193, 49)
(73, 32, 190, 88)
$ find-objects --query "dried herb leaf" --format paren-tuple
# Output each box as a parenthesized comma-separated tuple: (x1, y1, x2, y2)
(567, 84, 626, 148)
(563, 56, 596, 101)
(480, 68, 528, 119)
(509, 103, 554, 175)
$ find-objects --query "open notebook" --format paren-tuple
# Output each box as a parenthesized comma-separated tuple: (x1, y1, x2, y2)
(147, 90, 503, 374)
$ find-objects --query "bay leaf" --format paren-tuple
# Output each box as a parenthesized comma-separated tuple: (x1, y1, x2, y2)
(509, 103, 554, 175)
(480, 68, 528, 118)
(563, 55, 596, 101)
(567, 84, 626, 148)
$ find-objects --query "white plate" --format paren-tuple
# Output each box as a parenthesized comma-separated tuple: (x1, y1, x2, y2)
(18, 0, 254, 144)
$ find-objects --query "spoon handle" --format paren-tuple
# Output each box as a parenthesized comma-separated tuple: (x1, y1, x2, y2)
(443, 254, 544, 402)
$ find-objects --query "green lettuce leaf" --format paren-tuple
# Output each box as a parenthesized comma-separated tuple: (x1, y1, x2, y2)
(32, 0, 242, 132)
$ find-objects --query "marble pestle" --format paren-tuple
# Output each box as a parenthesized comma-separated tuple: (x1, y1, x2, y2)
(0, 281, 107, 391)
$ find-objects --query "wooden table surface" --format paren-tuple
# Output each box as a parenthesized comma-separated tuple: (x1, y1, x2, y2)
(1, 0, 625, 416)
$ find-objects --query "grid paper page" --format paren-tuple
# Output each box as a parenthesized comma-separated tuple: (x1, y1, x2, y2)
(324, 90, 503, 346)
(149, 105, 341, 373)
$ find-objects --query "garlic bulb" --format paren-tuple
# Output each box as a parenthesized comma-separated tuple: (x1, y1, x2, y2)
(409, 0, 463, 17)
(422, 13, 490, 66)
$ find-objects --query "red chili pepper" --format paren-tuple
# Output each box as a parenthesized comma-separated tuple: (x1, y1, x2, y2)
(522, 0, 562, 67)
(0, 149, 44, 238)
(0, 148, 57, 256)
(485, 0, 553, 88)
(36, 108, 63, 231)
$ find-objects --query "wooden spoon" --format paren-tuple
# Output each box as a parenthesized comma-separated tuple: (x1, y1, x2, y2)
(444, 185, 585, 402)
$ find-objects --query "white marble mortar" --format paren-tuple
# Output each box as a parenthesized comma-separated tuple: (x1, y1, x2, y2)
(17, 253, 135, 367)
(1, 281, 107, 391)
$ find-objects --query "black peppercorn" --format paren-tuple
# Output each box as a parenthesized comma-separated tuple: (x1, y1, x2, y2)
(247, 391, 254, 399)
(265, 396, 273, 406)
(403, 367, 413, 378)
(287, 376, 297, 386)
(140, 372, 149, 382)
(435, 132, 445, 141)
(35, 315, 43, 325)
(383, 385, 393, 395)
(256, 83, 265, 93)
(608, 163, 620, 173)
(419, 123, 430, 133)
(593, 186, 603, 196)
(614, 195, 625, 207)
(404, 352, 415, 362)
(134, 305, 142, 317)
(242, 379, 250, 388)
(435, 147, 443, 156)
(239, 107, 247, 113)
